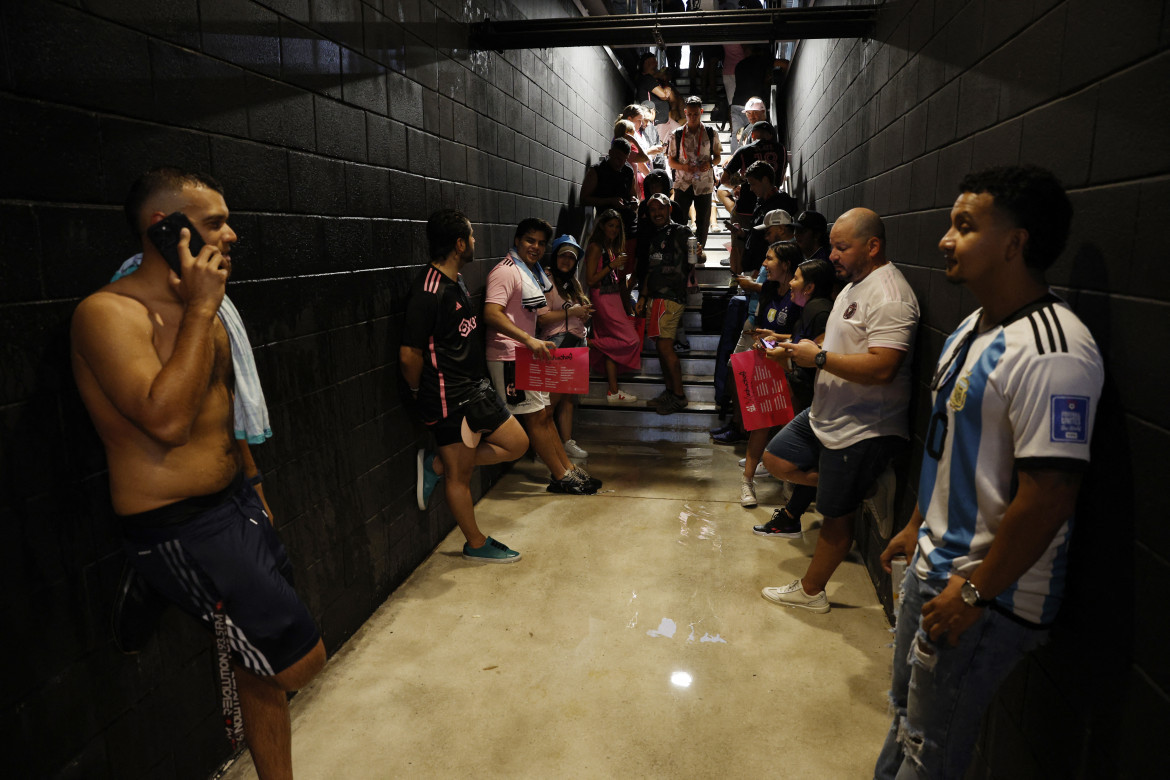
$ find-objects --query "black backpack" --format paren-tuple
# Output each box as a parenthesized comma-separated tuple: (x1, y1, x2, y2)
(671, 125, 717, 162)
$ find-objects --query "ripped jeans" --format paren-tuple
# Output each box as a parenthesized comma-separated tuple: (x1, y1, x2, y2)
(874, 568, 1047, 779)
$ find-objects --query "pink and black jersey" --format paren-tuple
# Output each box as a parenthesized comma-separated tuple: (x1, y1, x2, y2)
(401, 266, 487, 422)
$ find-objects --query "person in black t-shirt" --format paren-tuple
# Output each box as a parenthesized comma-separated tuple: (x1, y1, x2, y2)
(732, 47, 773, 111)
(582, 138, 639, 239)
(400, 210, 529, 563)
(720, 121, 785, 273)
(636, 52, 676, 138)
(731, 160, 798, 274)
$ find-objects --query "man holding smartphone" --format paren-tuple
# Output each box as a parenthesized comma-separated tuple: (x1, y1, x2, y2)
(71, 168, 324, 779)
(760, 208, 919, 612)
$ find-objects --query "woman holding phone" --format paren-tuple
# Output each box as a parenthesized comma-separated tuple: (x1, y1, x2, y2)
(751, 257, 836, 537)
(731, 241, 803, 507)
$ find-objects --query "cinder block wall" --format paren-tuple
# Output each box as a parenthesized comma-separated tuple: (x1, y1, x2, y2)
(783, 0, 1168, 776)
(0, 1, 627, 777)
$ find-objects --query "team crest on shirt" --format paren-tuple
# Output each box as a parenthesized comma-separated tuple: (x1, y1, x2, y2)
(843, 302, 857, 319)
(949, 370, 972, 412)
(458, 316, 476, 337)
(767, 309, 776, 323)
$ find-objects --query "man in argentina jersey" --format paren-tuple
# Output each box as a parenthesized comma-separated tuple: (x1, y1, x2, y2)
(400, 210, 529, 563)
(875, 167, 1104, 780)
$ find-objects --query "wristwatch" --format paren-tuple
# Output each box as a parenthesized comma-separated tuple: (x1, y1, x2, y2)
(814, 350, 828, 369)
(960, 579, 991, 608)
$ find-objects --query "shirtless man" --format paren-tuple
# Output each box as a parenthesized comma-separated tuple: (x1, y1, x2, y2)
(71, 168, 324, 780)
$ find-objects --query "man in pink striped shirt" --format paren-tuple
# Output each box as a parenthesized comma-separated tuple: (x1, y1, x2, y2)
(400, 209, 528, 563)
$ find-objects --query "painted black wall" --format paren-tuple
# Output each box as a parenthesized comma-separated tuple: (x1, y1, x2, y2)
(783, 0, 1169, 776)
(0, 1, 628, 777)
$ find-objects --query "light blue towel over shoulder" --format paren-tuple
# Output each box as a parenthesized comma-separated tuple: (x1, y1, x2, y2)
(111, 254, 273, 444)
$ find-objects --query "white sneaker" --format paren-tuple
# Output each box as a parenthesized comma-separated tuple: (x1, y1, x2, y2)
(563, 439, 589, 458)
(865, 464, 897, 538)
(761, 580, 830, 613)
(607, 390, 639, 404)
(740, 479, 757, 507)
(737, 458, 769, 478)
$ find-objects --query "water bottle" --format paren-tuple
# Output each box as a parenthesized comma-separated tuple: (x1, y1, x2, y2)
(687, 236, 699, 267)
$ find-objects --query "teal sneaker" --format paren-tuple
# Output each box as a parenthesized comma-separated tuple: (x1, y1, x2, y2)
(462, 537, 521, 564)
(416, 449, 441, 511)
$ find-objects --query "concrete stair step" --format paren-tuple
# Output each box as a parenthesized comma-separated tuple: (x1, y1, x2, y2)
(640, 354, 716, 375)
(587, 379, 716, 404)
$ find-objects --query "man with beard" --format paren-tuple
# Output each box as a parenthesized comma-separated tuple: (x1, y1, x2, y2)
(71, 167, 324, 778)
(402, 210, 529, 562)
(760, 208, 920, 611)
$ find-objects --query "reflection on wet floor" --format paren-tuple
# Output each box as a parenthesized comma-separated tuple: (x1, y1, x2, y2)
(220, 437, 895, 779)
(646, 617, 677, 638)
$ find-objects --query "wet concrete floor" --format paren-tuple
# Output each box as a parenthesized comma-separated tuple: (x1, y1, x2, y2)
(221, 438, 895, 778)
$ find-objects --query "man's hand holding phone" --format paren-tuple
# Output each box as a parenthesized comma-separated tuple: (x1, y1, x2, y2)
(175, 228, 228, 315)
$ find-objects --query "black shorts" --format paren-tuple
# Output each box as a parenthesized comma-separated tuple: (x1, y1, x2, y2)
(120, 479, 320, 676)
(427, 379, 511, 447)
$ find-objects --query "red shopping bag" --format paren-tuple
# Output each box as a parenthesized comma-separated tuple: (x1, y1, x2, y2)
(730, 349, 796, 431)
(515, 347, 590, 394)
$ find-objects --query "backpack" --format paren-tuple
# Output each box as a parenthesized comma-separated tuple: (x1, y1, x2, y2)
(671, 125, 717, 163)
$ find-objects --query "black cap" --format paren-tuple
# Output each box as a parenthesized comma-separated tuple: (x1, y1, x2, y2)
(795, 210, 828, 234)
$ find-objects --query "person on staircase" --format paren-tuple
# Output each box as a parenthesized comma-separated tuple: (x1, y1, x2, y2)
(635, 194, 702, 416)
(666, 96, 722, 252)
(585, 211, 643, 405)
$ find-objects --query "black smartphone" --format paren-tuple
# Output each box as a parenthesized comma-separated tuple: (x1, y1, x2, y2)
(146, 211, 205, 275)
(723, 218, 734, 231)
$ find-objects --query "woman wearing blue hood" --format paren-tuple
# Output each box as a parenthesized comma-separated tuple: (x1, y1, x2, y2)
(538, 235, 594, 459)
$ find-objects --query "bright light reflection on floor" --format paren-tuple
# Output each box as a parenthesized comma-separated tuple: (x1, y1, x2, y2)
(671, 671, 693, 688)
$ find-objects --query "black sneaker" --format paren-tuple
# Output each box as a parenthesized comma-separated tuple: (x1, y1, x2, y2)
(753, 508, 802, 538)
(711, 428, 747, 445)
(655, 393, 688, 415)
(709, 422, 735, 437)
(547, 476, 591, 495)
(572, 466, 602, 491)
(673, 341, 691, 354)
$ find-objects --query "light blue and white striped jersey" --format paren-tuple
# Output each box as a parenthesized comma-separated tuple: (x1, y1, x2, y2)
(913, 295, 1104, 625)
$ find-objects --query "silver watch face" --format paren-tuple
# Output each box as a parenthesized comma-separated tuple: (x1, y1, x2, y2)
(961, 580, 978, 606)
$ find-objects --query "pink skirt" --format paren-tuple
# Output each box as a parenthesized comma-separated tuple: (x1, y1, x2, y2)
(589, 291, 642, 375)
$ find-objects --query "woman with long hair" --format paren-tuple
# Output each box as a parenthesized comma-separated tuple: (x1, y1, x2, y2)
(538, 235, 595, 459)
(752, 256, 836, 537)
(584, 210, 642, 403)
(734, 241, 804, 508)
